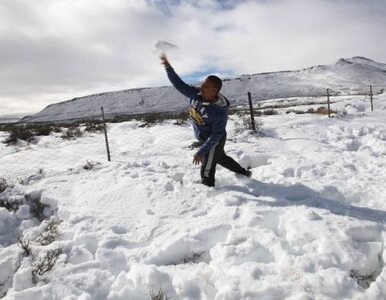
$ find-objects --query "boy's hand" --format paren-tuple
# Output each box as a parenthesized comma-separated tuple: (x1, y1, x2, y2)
(160, 53, 170, 67)
(192, 153, 204, 165)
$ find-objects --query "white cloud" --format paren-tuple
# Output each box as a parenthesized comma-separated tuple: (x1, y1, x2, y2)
(0, 0, 385, 115)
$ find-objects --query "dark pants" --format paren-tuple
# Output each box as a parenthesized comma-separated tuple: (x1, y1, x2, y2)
(200, 135, 248, 187)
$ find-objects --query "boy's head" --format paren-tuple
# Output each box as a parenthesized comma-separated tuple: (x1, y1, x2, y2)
(200, 75, 222, 101)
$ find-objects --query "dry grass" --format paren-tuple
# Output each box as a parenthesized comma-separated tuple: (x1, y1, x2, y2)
(149, 288, 169, 300)
(17, 236, 32, 256)
(32, 248, 63, 283)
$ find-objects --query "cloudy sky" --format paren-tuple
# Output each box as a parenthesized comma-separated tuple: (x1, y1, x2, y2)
(1, 0, 386, 116)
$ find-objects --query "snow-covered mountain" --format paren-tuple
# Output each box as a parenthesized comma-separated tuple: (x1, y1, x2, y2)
(0, 114, 23, 124)
(0, 117, 20, 124)
(21, 56, 386, 123)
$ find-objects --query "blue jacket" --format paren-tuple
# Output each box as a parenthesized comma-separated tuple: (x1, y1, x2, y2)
(165, 65, 230, 157)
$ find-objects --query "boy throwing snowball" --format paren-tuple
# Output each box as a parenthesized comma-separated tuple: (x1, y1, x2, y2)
(160, 54, 251, 187)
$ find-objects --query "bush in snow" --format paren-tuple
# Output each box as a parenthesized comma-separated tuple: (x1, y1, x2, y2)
(139, 111, 189, 128)
(35, 218, 63, 246)
(261, 108, 278, 115)
(84, 122, 104, 133)
(17, 236, 32, 257)
(149, 287, 169, 300)
(61, 126, 83, 140)
(83, 160, 101, 171)
(32, 248, 63, 283)
(0, 177, 8, 193)
(173, 111, 189, 126)
(233, 114, 264, 135)
(33, 124, 54, 136)
(1, 124, 55, 145)
(350, 269, 380, 289)
(316, 106, 337, 115)
(3, 125, 36, 145)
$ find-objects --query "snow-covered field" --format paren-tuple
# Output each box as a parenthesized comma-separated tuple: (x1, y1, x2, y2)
(1, 95, 386, 299)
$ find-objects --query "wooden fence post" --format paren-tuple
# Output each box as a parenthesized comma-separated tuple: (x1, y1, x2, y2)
(370, 85, 374, 111)
(101, 106, 111, 162)
(327, 88, 331, 118)
(247, 92, 256, 131)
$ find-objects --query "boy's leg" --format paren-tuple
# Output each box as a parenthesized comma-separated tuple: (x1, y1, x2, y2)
(217, 137, 250, 176)
(218, 153, 250, 175)
(200, 136, 226, 187)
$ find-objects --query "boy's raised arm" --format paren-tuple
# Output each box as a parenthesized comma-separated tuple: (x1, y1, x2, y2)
(160, 53, 199, 99)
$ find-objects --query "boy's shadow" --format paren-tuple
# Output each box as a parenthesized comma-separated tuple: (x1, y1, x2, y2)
(218, 179, 386, 224)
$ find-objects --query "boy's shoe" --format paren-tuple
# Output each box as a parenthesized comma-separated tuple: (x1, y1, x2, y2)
(245, 170, 252, 178)
(202, 178, 215, 187)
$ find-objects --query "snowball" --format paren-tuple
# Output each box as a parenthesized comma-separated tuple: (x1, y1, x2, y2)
(152, 40, 178, 55)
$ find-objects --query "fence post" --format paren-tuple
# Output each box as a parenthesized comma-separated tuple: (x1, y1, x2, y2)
(327, 88, 331, 118)
(101, 106, 111, 162)
(370, 85, 374, 111)
(247, 92, 256, 131)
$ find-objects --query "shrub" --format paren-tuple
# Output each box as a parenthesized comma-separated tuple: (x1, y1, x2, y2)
(173, 111, 189, 125)
(52, 125, 62, 133)
(32, 248, 63, 283)
(83, 160, 101, 170)
(61, 126, 83, 139)
(4, 125, 35, 145)
(315, 106, 336, 115)
(17, 236, 32, 256)
(35, 218, 63, 246)
(350, 269, 379, 289)
(1, 124, 55, 145)
(233, 115, 263, 135)
(0, 178, 8, 193)
(316, 106, 329, 115)
(84, 123, 104, 133)
(262, 109, 278, 115)
(139, 114, 163, 127)
(149, 288, 168, 300)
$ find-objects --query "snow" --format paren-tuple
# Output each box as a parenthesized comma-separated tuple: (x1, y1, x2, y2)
(19, 57, 386, 123)
(1, 94, 386, 299)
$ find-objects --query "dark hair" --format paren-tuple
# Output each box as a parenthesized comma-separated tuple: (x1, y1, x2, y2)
(206, 75, 222, 91)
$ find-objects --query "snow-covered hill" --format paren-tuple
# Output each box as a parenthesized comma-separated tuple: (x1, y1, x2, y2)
(1, 94, 386, 299)
(21, 57, 386, 123)
(0, 116, 23, 124)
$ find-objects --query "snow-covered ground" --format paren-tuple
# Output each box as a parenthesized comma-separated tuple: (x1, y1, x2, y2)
(1, 94, 386, 299)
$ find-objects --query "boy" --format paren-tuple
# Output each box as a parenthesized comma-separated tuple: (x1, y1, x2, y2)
(160, 54, 251, 187)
